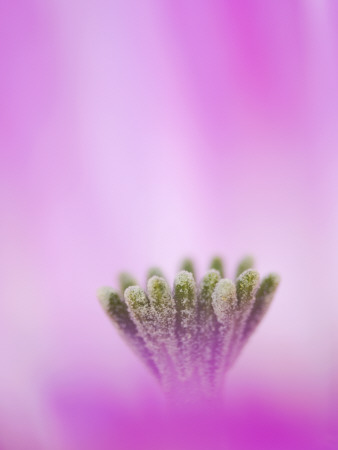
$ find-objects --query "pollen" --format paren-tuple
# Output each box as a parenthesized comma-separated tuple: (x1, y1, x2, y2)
(97, 256, 280, 400)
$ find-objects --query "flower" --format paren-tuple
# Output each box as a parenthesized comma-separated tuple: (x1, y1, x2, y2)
(97, 256, 280, 403)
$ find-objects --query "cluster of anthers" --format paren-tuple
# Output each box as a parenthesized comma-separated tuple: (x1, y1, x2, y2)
(97, 257, 280, 402)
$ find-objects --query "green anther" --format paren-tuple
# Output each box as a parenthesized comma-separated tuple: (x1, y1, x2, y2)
(235, 256, 255, 278)
(124, 285, 148, 308)
(256, 273, 280, 300)
(199, 269, 221, 310)
(147, 276, 172, 310)
(147, 267, 165, 279)
(180, 258, 195, 277)
(236, 269, 260, 308)
(198, 269, 222, 391)
(97, 286, 120, 313)
(98, 286, 159, 379)
(209, 257, 224, 278)
(173, 270, 197, 333)
(119, 272, 138, 293)
(173, 270, 197, 379)
(174, 270, 196, 308)
(97, 287, 133, 330)
(124, 285, 149, 324)
(242, 273, 280, 343)
(212, 279, 237, 324)
(246, 273, 280, 327)
(147, 276, 176, 344)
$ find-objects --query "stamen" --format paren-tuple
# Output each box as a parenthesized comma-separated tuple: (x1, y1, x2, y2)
(97, 257, 279, 401)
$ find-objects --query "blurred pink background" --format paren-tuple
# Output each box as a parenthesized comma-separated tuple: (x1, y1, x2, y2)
(1, 0, 338, 448)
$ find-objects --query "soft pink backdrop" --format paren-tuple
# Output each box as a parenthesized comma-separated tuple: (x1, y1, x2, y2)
(1, 0, 337, 448)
